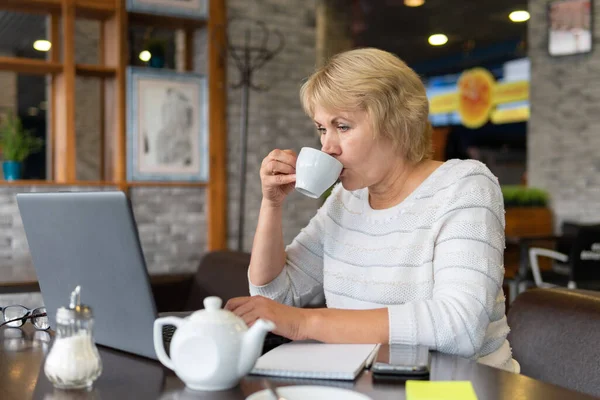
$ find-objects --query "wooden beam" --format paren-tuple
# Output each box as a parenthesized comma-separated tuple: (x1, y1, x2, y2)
(48, 14, 61, 181)
(0, 180, 118, 186)
(127, 182, 209, 188)
(75, 64, 116, 78)
(75, 0, 116, 19)
(75, 0, 116, 8)
(54, 0, 77, 182)
(0, 57, 62, 75)
(98, 24, 106, 181)
(129, 12, 206, 30)
(2, 0, 61, 15)
(49, 15, 61, 74)
(102, 0, 127, 183)
(207, 0, 228, 251)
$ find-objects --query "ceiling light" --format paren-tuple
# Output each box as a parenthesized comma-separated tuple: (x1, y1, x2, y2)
(428, 34, 448, 46)
(33, 40, 51, 52)
(509, 10, 530, 22)
(139, 50, 151, 62)
(404, 0, 424, 6)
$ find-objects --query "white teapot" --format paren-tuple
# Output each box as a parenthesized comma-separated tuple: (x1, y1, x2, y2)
(153, 296, 275, 391)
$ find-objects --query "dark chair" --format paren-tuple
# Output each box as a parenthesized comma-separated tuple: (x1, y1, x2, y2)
(151, 250, 251, 313)
(528, 223, 600, 290)
(507, 222, 582, 303)
(507, 288, 600, 398)
(151, 250, 292, 353)
(183, 250, 251, 310)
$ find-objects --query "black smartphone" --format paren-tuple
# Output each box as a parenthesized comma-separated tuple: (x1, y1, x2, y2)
(371, 344, 431, 382)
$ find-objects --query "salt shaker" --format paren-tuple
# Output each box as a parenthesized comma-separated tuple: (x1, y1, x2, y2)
(44, 286, 103, 390)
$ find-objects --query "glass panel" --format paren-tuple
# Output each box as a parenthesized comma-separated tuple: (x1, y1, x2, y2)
(129, 26, 177, 69)
(0, 73, 48, 181)
(75, 76, 102, 181)
(0, 11, 48, 60)
(75, 19, 100, 65)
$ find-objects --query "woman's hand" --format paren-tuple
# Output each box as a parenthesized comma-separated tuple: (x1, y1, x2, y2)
(225, 296, 308, 341)
(260, 149, 297, 207)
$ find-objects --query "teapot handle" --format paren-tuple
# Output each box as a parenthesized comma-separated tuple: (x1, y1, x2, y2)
(153, 317, 182, 371)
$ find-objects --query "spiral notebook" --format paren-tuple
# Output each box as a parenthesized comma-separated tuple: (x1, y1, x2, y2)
(251, 341, 378, 380)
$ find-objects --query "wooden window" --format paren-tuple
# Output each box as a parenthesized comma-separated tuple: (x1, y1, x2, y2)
(0, 0, 227, 250)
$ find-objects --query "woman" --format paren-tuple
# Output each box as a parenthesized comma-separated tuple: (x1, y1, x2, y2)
(225, 48, 519, 373)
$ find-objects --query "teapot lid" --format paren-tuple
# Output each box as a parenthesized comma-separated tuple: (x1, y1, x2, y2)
(189, 296, 247, 329)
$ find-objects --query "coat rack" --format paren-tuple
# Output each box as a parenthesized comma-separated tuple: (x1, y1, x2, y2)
(228, 18, 284, 251)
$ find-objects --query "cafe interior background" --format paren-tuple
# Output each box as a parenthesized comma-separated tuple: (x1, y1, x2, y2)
(0, 0, 598, 320)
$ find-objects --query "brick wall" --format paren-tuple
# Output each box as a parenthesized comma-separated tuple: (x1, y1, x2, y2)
(75, 20, 102, 181)
(130, 187, 207, 273)
(226, 0, 320, 251)
(528, 0, 600, 229)
(0, 185, 206, 306)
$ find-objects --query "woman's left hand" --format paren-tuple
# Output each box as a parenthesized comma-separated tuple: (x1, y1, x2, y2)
(224, 296, 309, 341)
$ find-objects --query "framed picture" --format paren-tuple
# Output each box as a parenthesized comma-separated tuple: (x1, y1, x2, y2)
(548, 0, 593, 56)
(126, 0, 207, 20)
(127, 67, 209, 182)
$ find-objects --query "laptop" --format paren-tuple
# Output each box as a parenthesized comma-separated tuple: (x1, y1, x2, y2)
(16, 191, 189, 360)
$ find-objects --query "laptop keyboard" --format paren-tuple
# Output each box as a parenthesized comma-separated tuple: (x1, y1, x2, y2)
(263, 332, 291, 354)
(163, 325, 177, 343)
(162, 326, 289, 353)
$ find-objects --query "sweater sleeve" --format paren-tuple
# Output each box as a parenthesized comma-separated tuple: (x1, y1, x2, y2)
(249, 185, 340, 307)
(387, 174, 506, 358)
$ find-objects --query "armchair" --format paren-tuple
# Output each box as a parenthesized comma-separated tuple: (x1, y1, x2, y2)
(507, 288, 600, 397)
(527, 223, 600, 290)
(151, 250, 251, 313)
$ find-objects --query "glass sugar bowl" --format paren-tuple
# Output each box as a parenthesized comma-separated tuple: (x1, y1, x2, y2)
(44, 286, 103, 390)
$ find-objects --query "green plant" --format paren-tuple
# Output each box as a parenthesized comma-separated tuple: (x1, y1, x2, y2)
(0, 112, 44, 162)
(502, 185, 549, 208)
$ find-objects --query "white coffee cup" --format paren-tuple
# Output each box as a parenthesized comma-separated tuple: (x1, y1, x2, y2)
(295, 147, 343, 198)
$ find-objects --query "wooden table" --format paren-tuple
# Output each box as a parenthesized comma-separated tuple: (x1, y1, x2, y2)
(0, 326, 596, 400)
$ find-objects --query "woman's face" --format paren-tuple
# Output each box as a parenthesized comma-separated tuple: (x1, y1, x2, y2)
(314, 106, 399, 192)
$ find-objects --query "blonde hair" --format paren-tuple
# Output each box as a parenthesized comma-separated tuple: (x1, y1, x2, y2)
(300, 48, 432, 163)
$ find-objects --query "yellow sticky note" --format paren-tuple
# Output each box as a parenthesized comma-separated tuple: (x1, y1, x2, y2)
(406, 380, 478, 400)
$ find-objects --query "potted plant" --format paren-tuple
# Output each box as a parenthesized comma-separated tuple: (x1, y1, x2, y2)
(502, 185, 549, 208)
(0, 111, 44, 181)
(502, 185, 553, 237)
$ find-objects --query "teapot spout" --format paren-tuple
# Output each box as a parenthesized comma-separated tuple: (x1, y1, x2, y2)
(238, 319, 276, 377)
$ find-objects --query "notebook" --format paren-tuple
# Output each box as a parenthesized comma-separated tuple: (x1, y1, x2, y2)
(251, 341, 378, 380)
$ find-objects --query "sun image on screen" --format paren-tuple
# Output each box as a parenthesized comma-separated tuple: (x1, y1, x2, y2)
(456, 68, 496, 129)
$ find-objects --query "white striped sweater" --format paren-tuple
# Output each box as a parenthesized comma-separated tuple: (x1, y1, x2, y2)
(250, 159, 518, 372)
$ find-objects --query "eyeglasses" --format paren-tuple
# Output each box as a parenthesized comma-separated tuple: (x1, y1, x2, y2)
(0, 305, 49, 330)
